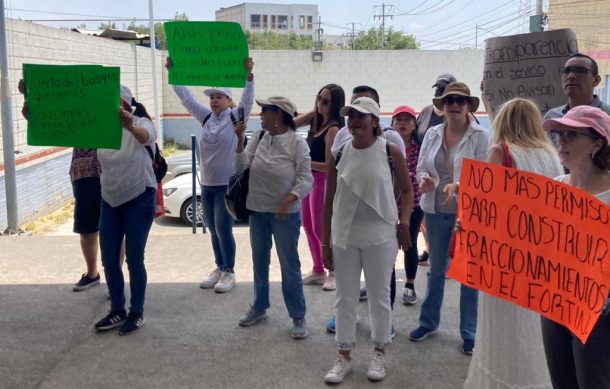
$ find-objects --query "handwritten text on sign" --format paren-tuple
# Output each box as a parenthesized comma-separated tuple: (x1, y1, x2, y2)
(481, 29, 578, 119)
(165, 21, 249, 87)
(447, 159, 610, 343)
(24, 64, 122, 150)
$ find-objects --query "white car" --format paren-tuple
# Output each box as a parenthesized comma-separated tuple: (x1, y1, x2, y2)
(162, 172, 203, 225)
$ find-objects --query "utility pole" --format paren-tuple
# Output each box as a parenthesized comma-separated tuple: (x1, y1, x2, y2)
(0, 0, 20, 234)
(373, 4, 394, 50)
(314, 16, 323, 50)
(346, 22, 360, 49)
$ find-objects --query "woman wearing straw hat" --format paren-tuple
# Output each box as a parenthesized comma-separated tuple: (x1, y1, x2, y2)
(408, 82, 491, 355)
(234, 96, 313, 339)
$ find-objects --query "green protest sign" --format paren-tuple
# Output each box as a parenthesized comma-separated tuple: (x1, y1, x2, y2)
(165, 21, 249, 87)
(23, 64, 122, 150)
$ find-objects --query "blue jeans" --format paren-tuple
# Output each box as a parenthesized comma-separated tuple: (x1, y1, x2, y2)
(202, 185, 236, 272)
(249, 211, 306, 319)
(100, 187, 155, 314)
(419, 212, 478, 341)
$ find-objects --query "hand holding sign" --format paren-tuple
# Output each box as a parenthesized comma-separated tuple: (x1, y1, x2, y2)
(448, 159, 610, 343)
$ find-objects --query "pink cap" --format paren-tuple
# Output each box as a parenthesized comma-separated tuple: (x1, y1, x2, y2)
(543, 105, 610, 143)
(392, 105, 417, 119)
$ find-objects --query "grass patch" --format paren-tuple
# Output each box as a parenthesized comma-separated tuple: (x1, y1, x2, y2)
(23, 200, 74, 236)
(163, 139, 186, 158)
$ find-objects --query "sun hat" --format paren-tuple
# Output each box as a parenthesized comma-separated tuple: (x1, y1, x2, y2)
(432, 74, 457, 88)
(339, 97, 380, 118)
(120, 85, 133, 105)
(255, 96, 298, 117)
(543, 105, 610, 143)
(392, 105, 417, 119)
(204, 87, 232, 98)
(432, 82, 480, 112)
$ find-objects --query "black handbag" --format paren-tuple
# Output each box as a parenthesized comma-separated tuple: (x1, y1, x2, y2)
(225, 130, 265, 221)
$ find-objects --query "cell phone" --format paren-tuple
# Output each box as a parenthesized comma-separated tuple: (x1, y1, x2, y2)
(238, 107, 244, 122)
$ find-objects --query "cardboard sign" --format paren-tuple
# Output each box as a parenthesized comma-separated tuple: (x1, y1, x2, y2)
(23, 64, 122, 149)
(447, 159, 610, 343)
(481, 29, 578, 119)
(165, 21, 249, 87)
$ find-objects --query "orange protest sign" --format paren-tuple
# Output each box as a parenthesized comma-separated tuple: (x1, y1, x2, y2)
(447, 159, 610, 343)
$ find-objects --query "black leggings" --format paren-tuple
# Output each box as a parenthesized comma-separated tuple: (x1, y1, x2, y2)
(404, 207, 424, 283)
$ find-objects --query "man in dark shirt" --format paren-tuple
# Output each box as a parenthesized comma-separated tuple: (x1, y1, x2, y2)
(415, 74, 457, 143)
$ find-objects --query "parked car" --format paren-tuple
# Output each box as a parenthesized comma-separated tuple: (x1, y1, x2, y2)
(163, 152, 197, 184)
(162, 172, 202, 225)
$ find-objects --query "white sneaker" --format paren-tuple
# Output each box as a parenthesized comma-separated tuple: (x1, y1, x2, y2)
(366, 351, 386, 381)
(324, 354, 353, 384)
(214, 271, 236, 293)
(322, 271, 336, 291)
(199, 268, 222, 289)
(302, 270, 326, 285)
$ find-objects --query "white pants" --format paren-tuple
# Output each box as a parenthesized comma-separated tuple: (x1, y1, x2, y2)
(333, 239, 398, 350)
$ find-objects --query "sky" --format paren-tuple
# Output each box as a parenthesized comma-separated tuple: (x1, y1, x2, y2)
(5, 0, 537, 49)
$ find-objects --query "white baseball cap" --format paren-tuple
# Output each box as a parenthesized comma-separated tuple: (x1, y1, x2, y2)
(204, 87, 232, 98)
(339, 96, 380, 118)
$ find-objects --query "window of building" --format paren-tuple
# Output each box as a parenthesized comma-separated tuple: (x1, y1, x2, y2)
(278, 15, 288, 29)
(299, 15, 305, 29)
(307, 15, 313, 30)
(271, 15, 277, 29)
(263, 15, 268, 29)
(250, 14, 261, 29)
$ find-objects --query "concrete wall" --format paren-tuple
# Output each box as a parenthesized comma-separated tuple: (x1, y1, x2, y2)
(0, 18, 486, 230)
(0, 19, 163, 229)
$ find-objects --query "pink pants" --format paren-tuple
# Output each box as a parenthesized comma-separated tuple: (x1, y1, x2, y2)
(301, 170, 326, 273)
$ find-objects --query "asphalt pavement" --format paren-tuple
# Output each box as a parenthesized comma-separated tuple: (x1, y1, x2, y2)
(0, 216, 470, 388)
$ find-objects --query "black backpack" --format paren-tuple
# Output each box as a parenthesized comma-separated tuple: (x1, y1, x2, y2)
(225, 130, 265, 221)
(145, 143, 168, 183)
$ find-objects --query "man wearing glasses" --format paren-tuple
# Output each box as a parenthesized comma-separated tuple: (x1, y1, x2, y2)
(544, 53, 610, 120)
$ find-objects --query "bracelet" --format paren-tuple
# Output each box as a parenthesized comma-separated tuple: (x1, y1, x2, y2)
(321, 243, 329, 247)
(397, 223, 409, 229)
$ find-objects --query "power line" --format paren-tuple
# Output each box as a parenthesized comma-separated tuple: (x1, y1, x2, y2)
(7, 7, 131, 19)
(373, 4, 395, 49)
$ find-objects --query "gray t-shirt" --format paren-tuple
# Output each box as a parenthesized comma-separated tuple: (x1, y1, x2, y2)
(434, 142, 458, 214)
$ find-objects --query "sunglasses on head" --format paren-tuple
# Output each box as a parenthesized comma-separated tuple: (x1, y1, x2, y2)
(549, 129, 597, 144)
(560, 66, 593, 76)
(444, 96, 469, 106)
(261, 105, 280, 113)
(316, 95, 330, 106)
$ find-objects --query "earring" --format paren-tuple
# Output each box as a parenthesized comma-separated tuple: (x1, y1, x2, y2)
(590, 152, 596, 160)
(274, 122, 278, 129)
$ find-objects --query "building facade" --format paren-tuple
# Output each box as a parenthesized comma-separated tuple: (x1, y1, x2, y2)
(216, 3, 318, 36)
(547, 0, 610, 100)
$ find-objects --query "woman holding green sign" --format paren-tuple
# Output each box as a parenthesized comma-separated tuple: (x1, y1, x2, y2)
(166, 57, 254, 294)
(93, 85, 157, 336)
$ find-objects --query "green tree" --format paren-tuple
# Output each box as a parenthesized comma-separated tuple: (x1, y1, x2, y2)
(98, 21, 117, 30)
(123, 12, 189, 49)
(353, 27, 419, 50)
(246, 31, 313, 50)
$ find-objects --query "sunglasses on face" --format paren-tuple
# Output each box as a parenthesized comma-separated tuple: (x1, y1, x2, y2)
(560, 66, 593, 76)
(444, 96, 469, 106)
(549, 129, 597, 144)
(316, 95, 330, 106)
(261, 105, 280, 113)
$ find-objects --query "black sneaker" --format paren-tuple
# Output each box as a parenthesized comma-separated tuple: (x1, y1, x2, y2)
(94, 310, 127, 331)
(418, 251, 430, 266)
(359, 287, 368, 301)
(73, 273, 101, 292)
(118, 312, 145, 336)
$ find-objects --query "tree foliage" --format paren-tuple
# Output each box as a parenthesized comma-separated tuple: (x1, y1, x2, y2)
(353, 27, 419, 50)
(246, 31, 313, 50)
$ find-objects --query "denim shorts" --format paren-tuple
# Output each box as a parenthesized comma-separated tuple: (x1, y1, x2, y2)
(72, 177, 101, 234)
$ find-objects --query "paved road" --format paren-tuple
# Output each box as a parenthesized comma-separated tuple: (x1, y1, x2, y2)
(2, 220, 470, 388)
